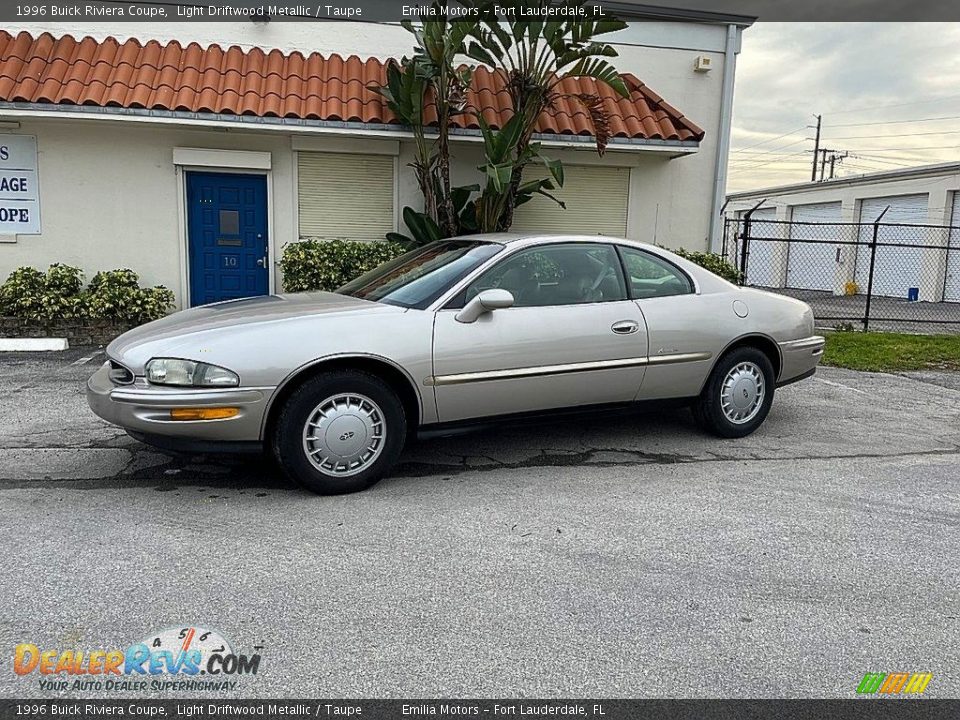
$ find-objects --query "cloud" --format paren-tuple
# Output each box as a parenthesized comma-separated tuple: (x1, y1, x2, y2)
(727, 22, 960, 192)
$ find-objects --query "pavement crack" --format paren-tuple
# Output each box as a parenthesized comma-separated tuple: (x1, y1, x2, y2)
(393, 446, 960, 479)
(0, 446, 957, 489)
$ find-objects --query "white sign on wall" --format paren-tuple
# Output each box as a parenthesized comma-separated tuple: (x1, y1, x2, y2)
(0, 135, 40, 234)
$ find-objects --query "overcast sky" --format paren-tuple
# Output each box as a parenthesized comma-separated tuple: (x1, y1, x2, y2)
(727, 22, 960, 192)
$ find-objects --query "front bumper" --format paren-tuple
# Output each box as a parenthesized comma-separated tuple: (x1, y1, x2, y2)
(86, 361, 273, 443)
(778, 335, 825, 385)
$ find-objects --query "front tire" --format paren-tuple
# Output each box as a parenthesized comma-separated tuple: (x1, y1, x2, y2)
(272, 370, 406, 494)
(693, 346, 775, 438)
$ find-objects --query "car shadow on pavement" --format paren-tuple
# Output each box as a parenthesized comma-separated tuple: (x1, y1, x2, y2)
(2, 405, 698, 493)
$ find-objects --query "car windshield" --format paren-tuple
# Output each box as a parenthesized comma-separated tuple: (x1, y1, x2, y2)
(336, 240, 503, 309)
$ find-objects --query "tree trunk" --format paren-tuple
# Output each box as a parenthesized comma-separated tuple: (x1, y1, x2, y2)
(436, 71, 458, 238)
(497, 165, 525, 232)
(496, 120, 538, 232)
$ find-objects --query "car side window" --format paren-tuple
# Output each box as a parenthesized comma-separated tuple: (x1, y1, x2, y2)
(450, 243, 628, 308)
(618, 247, 694, 299)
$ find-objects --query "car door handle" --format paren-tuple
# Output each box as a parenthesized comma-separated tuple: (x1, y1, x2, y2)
(611, 320, 640, 335)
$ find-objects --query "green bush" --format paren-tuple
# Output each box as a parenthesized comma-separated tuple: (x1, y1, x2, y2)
(0, 264, 87, 320)
(280, 238, 407, 292)
(0, 266, 48, 319)
(0, 265, 174, 324)
(670, 248, 742, 285)
(85, 269, 175, 324)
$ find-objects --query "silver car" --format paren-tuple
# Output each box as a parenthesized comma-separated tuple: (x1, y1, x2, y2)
(88, 233, 824, 494)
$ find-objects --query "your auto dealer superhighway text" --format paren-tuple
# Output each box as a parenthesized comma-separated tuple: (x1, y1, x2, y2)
(19, 702, 361, 716)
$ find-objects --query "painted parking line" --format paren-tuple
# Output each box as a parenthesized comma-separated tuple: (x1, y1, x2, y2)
(815, 377, 868, 395)
(71, 352, 103, 367)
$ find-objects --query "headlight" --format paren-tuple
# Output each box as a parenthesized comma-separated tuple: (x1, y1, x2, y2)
(145, 358, 239, 387)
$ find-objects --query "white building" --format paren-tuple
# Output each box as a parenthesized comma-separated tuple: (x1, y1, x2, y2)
(0, 5, 753, 308)
(725, 163, 960, 303)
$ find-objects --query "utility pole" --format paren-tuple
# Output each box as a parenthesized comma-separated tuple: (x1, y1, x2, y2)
(828, 151, 848, 179)
(815, 148, 844, 182)
(810, 114, 821, 182)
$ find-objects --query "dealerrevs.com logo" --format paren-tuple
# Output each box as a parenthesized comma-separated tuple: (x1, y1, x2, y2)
(14, 626, 262, 692)
(856, 672, 933, 696)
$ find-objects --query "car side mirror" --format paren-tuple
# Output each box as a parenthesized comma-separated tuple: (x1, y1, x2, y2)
(455, 289, 514, 323)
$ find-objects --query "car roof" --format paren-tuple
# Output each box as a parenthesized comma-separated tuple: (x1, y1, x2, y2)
(457, 232, 651, 248)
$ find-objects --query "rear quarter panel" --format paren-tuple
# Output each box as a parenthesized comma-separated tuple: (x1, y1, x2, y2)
(636, 288, 811, 399)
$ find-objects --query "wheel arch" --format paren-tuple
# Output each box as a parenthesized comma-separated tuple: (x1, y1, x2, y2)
(701, 333, 783, 393)
(261, 353, 423, 443)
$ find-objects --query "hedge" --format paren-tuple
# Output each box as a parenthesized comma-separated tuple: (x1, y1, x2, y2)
(670, 248, 742, 284)
(0, 264, 175, 324)
(279, 238, 407, 292)
(280, 238, 742, 292)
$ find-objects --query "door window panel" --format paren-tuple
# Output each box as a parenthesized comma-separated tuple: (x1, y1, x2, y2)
(619, 247, 693, 299)
(455, 243, 627, 308)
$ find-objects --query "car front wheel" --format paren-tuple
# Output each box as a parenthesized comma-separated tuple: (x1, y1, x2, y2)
(272, 370, 406, 494)
(693, 346, 775, 438)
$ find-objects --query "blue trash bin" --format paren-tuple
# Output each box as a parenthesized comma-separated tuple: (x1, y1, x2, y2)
(907, 287, 919, 302)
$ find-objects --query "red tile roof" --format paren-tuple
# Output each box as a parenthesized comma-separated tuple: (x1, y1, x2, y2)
(0, 31, 704, 142)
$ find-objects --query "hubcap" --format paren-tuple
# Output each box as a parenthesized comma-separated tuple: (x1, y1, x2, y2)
(720, 361, 765, 425)
(302, 393, 386, 477)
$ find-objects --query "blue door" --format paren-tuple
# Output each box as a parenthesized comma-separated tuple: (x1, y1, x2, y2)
(186, 172, 269, 306)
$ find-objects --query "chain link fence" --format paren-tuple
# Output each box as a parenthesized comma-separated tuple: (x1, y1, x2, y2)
(722, 211, 960, 333)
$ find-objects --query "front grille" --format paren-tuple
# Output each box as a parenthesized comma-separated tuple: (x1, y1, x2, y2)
(108, 360, 134, 385)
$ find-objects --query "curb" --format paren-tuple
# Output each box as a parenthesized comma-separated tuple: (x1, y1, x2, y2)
(0, 338, 70, 351)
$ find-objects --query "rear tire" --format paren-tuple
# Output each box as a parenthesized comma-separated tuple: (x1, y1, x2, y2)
(693, 346, 775, 438)
(272, 370, 406, 495)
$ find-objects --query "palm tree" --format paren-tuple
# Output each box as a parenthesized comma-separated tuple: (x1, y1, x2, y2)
(465, 0, 629, 229)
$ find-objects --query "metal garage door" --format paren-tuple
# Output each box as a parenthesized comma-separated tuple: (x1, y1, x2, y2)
(946, 191, 960, 302)
(743, 207, 778, 287)
(511, 165, 629, 236)
(787, 201, 842, 291)
(856, 194, 929, 298)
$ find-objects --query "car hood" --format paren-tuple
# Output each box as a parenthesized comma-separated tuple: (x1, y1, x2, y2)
(107, 292, 402, 365)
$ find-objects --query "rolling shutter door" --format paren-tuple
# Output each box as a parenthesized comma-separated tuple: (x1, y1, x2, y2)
(787, 201, 842, 291)
(743, 207, 777, 287)
(510, 165, 629, 236)
(298, 152, 394, 241)
(946, 192, 960, 302)
(856, 194, 928, 297)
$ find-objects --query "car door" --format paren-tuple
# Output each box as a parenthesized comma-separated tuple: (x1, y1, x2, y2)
(431, 242, 648, 423)
(617, 246, 718, 401)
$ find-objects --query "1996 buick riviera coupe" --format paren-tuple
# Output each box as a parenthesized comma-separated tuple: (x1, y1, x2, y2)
(88, 234, 824, 494)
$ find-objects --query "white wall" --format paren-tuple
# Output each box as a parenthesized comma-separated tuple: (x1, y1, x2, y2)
(6, 19, 739, 251)
(0, 114, 707, 308)
(0, 118, 295, 308)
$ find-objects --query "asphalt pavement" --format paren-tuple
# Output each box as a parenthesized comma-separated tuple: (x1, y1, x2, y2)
(0, 347, 958, 699)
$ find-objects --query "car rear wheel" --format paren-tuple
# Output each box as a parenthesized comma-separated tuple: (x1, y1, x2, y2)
(693, 346, 775, 438)
(272, 370, 406, 494)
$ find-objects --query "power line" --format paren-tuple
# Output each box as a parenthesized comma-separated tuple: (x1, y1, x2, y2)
(731, 147, 818, 155)
(829, 114, 960, 128)
(727, 151, 809, 173)
(824, 93, 960, 117)
(849, 152, 933, 166)
(727, 137, 810, 163)
(825, 144, 960, 153)
(827, 128, 960, 140)
(730, 127, 807, 153)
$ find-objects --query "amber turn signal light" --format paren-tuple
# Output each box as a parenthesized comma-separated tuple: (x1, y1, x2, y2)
(169, 407, 239, 421)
